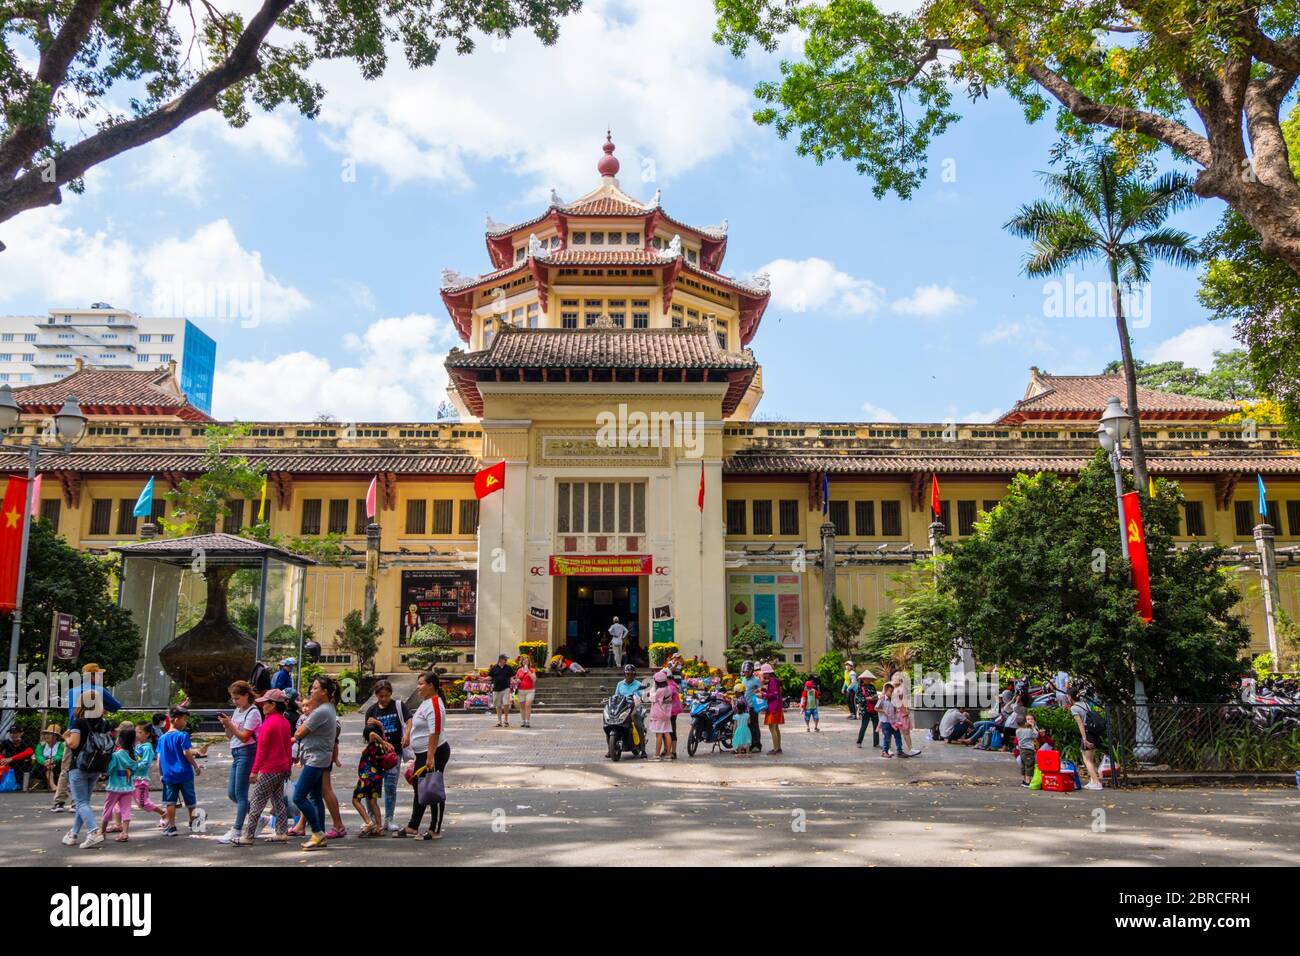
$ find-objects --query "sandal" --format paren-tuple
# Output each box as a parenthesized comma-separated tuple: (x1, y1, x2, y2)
(324, 827, 346, 839)
(114, 834, 129, 843)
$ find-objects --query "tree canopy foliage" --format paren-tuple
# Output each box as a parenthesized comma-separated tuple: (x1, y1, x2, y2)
(0, 0, 580, 240)
(941, 452, 1250, 704)
(714, 0, 1300, 277)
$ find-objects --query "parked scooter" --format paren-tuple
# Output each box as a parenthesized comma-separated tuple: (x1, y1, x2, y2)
(603, 692, 648, 761)
(686, 691, 735, 756)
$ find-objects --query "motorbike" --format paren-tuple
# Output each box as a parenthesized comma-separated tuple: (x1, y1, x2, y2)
(686, 691, 735, 756)
(603, 692, 647, 761)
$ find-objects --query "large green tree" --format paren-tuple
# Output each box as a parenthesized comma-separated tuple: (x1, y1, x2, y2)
(1004, 148, 1199, 494)
(941, 452, 1250, 704)
(1100, 350, 1257, 402)
(0, 0, 580, 241)
(714, 0, 1300, 277)
(1199, 105, 1300, 430)
(5, 518, 140, 682)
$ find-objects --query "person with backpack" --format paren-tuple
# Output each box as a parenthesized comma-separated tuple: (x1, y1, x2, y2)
(1067, 688, 1106, 790)
(53, 664, 121, 813)
(61, 691, 113, 849)
(362, 679, 410, 833)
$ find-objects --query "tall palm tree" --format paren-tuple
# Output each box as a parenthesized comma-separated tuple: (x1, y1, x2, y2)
(1005, 150, 1200, 494)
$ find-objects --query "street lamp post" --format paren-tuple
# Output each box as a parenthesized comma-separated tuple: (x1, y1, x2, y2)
(1095, 397, 1158, 763)
(0, 386, 86, 732)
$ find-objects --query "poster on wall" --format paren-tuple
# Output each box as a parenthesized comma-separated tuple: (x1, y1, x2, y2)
(400, 569, 477, 646)
(727, 573, 803, 647)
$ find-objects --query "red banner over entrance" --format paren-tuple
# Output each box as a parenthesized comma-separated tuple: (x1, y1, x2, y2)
(549, 554, 652, 576)
(1121, 491, 1154, 623)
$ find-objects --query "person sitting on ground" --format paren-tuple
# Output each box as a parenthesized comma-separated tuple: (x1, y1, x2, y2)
(938, 707, 974, 743)
(32, 724, 63, 793)
(0, 725, 34, 791)
(566, 658, 587, 675)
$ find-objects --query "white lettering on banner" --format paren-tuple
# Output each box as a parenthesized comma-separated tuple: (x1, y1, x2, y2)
(49, 886, 152, 936)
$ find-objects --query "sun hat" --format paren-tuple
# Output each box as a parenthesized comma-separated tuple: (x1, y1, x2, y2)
(759, 663, 774, 674)
(858, 669, 878, 680)
(254, 688, 287, 704)
(42, 723, 61, 736)
(80, 663, 103, 674)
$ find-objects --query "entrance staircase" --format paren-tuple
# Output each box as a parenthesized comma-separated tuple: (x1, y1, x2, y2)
(532, 667, 626, 713)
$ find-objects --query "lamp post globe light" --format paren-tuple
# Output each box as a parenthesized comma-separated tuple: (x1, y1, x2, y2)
(1094, 397, 1158, 763)
(1, 389, 86, 733)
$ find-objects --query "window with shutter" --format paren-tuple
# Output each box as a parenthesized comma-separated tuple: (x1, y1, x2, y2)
(1234, 501, 1253, 536)
(725, 499, 747, 534)
(459, 499, 480, 534)
(89, 499, 112, 535)
(753, 500, 773, 535)
(1183, 501, 1206, 537)
(829, 500, 849, 536)
(354, 500, 368, 535)
(881, 500, 902, 536)
(406, 499, 426, 535)
(432, 500, 454, 534)
(854, 500, 874, 536)
(779, 500, 800, 536)
(40, 498, 61, 528)
(300, 499, 322, 536)
(328, 499, 349, 535)
(957, 500, 978, 536)
(116, 500, 138, 536)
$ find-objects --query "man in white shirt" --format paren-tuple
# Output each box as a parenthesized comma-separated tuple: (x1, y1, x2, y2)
(607, 618, 628, 667)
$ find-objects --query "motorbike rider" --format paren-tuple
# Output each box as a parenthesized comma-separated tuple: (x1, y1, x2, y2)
(614, 665, 648, 744)
(740, 661, 764, 756)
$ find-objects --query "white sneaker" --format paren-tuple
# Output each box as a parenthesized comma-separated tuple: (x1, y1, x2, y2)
(384, 822, 400, 833)
(60, 832, 78, 846)
(216, 827, 240, 844)
(1084, 781, 1104, 791)
(189, 807, 208, 834)
(80, 829, 104, 849)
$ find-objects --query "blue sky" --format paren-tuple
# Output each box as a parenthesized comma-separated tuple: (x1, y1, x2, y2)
(0, 0, 1237, 424)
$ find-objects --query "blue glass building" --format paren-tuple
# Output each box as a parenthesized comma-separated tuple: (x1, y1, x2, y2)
(179, 320, 216, 414)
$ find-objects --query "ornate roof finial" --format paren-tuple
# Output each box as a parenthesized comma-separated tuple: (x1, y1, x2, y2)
(549, 187, 566, 208)
(597, 130, 620, 178)
(527, 233, 544, 258)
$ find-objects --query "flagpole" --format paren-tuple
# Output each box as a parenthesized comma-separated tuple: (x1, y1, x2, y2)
(3, 446, 37, 730)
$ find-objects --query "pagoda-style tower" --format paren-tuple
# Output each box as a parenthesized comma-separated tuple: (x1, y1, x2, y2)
(442, 134, 771, 666)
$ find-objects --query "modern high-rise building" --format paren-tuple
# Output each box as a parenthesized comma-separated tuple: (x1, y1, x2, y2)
(0, 304, 216, 413)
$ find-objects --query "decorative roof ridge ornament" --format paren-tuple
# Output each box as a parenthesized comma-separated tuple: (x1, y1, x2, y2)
(597, 130, 620, 179)
(485, 214, 506, 232)
(441, 268, 472, 289)
(644, 188, 661, 209)
(700, 218, 729, 236)
(658, 234, 683, 259)
(550, 187, 566, 208)
(527, 233, 545, 258)
(749, 271, 771, 292)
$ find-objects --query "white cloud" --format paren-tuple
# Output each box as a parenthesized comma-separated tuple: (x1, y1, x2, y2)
(860, 401, 899, 422)
(213, 313, 458, 420)
(957, 407, 1003, 423)
(979, 316, 1056, 354)
(310, 0, 753, 197)
(0, 209, 310, 326)
(1147, 323, 1238, 371)
(758, 257, 885, 315)
(890, 284, 970, 317)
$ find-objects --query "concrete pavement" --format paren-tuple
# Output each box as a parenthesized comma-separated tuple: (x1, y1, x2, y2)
(3, 710, 1296, 866)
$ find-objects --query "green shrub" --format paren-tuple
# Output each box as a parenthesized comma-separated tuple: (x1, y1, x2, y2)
(724, 622, 785, 673)
(1032, 706, 1083, 764)
(814, 651, 846, 704)
(774, 663, 804, 699)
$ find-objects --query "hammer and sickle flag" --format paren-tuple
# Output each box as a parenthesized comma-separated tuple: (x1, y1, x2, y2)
(474, 461, 506, 500)
(1121, 491, 1153, 624)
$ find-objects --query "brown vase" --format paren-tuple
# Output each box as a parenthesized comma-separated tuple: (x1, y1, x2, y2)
(159, 567, 256, 708)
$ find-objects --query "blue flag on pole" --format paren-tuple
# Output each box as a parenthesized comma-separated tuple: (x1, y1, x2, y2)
(132, 476, 155, 518)
(1257, 473, 1268, 517)
(822, 473, 829, 516)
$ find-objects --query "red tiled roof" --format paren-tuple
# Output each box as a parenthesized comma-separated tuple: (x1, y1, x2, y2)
(0, 451, 479, 476)
(445, 327, 757, 371)
(441, 262, 528, 294)
(998, 372, 1237, 422)
(724, 451, 1300, 476)
(563, 197, 649, 216)
(114, 533, 316, 564)
(14, 368, 212, 421)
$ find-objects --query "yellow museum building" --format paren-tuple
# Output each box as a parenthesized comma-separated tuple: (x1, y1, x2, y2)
(6, 135, 1300, 674)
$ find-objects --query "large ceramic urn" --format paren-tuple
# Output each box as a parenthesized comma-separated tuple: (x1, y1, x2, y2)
(159, 567, 256, 707)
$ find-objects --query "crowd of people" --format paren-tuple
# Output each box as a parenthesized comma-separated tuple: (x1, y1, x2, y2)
(22, 667, 453, 852)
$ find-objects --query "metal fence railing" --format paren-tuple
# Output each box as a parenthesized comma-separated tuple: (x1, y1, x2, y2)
(1107, 702, 1300, 781)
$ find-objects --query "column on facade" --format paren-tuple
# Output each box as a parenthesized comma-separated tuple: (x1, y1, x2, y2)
(475, 420, 531, 664)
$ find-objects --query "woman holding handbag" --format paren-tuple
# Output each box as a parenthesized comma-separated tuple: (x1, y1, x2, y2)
(397, 672, 450, 840)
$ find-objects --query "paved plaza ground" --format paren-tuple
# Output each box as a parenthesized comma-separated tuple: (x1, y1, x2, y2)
(3, 708, 1298, 866)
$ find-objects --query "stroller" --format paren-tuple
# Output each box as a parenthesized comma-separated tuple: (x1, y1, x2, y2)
(686, 691, 736, 756)
(603, 693, 647, 761)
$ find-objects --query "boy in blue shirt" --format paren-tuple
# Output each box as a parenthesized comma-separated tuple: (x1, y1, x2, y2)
(158, 707, 206, 836)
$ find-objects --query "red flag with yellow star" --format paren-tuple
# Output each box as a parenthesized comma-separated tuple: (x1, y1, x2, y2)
(0, 476, 30, 611)
(473, 461, 506, 500)
(1121, 491, 1153, 623)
